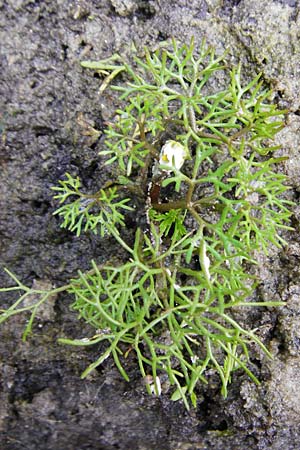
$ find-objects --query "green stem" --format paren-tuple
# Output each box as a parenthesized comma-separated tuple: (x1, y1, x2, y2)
(151, 199, 187, 212)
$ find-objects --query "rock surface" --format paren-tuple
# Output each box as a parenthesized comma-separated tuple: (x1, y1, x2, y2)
(1, 1, 299, 449)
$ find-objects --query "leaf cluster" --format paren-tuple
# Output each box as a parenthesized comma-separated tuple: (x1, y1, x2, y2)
(52, 173, 132, 237)
(0, 39, 294, 409)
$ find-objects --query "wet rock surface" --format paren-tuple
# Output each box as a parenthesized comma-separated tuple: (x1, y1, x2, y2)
(0, 1, 300, 449)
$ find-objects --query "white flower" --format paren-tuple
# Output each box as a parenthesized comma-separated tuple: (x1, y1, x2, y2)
(144, 375, 162, 396)
(200, 240, 211, 281)
(159, 140, 188, 172)
(202, 252, 211, 280)
(191, 355, 199, 364)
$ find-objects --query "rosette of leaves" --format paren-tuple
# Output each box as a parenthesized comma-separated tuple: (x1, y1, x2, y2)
(0, 39, 293, 409)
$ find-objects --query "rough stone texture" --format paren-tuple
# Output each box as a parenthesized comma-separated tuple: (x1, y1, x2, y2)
(0, 0, 300, 449)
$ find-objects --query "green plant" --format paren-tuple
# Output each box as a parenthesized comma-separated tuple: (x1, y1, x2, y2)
(0, 39, 293, 409)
